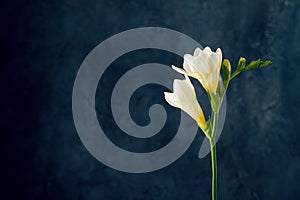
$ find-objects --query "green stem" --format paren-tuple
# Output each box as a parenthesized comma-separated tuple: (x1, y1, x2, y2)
(211, 111, 219, 139)
(210, 111, 219, 200)
(210, 140, 217, 200)
(230, 70, 240, 80)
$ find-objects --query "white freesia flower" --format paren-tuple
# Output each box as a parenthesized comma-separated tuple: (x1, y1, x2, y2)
(172, 47, 222, 94)
(164, 75, 206, 128)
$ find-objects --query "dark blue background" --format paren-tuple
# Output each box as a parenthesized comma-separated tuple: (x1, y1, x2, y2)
(2, 0, 300, 199)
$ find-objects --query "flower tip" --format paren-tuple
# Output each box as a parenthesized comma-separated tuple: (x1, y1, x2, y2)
(172, 65, 187, 75)
(204, 46, 211, 50)
(193, 47, 201, 56)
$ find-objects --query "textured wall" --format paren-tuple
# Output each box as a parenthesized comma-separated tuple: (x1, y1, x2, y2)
(2, 0, 300, 199)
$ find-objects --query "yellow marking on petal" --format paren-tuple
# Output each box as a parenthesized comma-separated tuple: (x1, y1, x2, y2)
(196, 104, 207, 129)
(197, 114, 206, 128)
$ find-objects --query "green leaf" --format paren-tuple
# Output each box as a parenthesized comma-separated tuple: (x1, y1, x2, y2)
(245, 59, 272, 70)
(221, 59, 231, 89)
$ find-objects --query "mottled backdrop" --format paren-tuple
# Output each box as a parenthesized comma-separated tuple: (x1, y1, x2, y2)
(2, 0, 300, 199)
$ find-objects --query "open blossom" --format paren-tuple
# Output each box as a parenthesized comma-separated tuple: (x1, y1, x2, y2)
(172, 47, 222, 94)
(164, 75, 206, 128)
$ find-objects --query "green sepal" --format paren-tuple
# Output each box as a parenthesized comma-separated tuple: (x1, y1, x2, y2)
(208, 92, 221, 113)
(201, 116, 211, 139)
(204, 117, 211, 132)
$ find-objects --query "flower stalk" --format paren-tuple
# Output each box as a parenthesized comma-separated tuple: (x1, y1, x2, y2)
(210, 140, 217, 200)
(210, 111, 219, 200)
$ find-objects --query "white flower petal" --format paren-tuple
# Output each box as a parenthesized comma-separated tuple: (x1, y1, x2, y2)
(183, 55, 210, 91)
(164, 76, 206, 126)
(172, 65, 188, 75)
(208, 53, 219, 70)
(164, 92, 180, 108)
(216, 48, 222, 65)
(203, 46, 212, 55)
(184, 54, 206, 74)
(183, 54, 193, 63)
(174, 78, 199, 119)
(183, 54, 200, 76)
(173, 78, 194, 101)
(198, 51, 210, 64)
(193, 56, 210, 74)
(172, 46, 222, 94)
(211, 72, 218, 94)
(193, 47, 201, 56)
